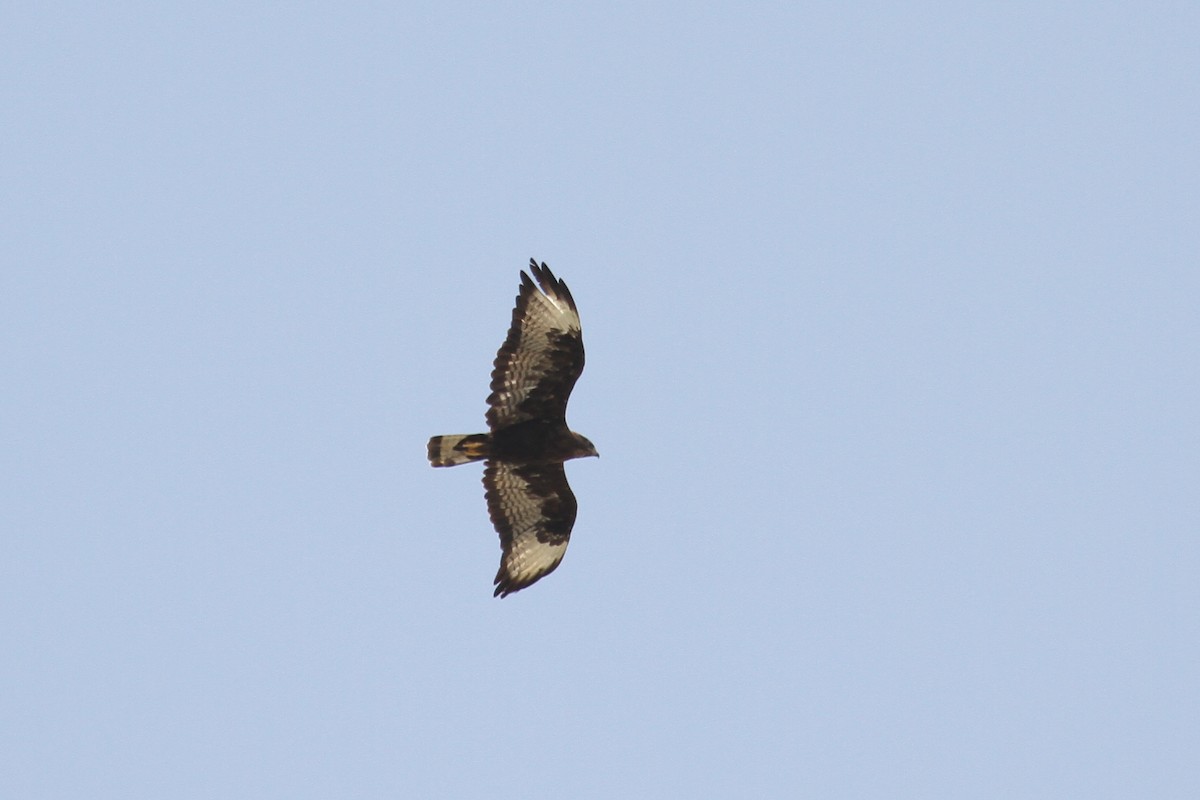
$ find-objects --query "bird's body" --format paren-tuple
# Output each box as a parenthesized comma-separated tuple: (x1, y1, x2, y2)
(427, 260, 597, 597)
(428, 419, 592, 467)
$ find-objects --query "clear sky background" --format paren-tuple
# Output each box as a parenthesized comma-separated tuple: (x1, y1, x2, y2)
(3, 3, 1198, 798)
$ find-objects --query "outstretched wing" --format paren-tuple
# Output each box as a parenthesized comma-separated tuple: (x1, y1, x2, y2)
(484, 461, 578, 597)
(486, 259, 584, 429)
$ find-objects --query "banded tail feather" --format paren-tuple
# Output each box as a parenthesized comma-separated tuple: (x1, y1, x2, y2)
(427, 433, 491, 467)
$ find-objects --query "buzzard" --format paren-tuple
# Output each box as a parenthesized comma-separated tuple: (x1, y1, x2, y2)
(427, 259, 598, 597)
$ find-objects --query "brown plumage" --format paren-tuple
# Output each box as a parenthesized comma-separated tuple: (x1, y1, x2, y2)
(427, 259, 597, 597)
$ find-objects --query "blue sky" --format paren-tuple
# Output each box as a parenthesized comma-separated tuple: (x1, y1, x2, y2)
(3, 3, 1198, 797)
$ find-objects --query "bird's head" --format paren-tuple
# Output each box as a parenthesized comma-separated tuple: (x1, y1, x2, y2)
(572, 433, 599, 459)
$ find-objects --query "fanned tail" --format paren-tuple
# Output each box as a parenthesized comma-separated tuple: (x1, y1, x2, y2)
(427, 434, 491, 467)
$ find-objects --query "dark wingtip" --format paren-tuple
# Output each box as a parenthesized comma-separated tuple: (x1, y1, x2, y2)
(526, 258, 577, 311)
(528, 258, 551, 286)
(493, 564, 534, 598)
(518, 269, 535, 293)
